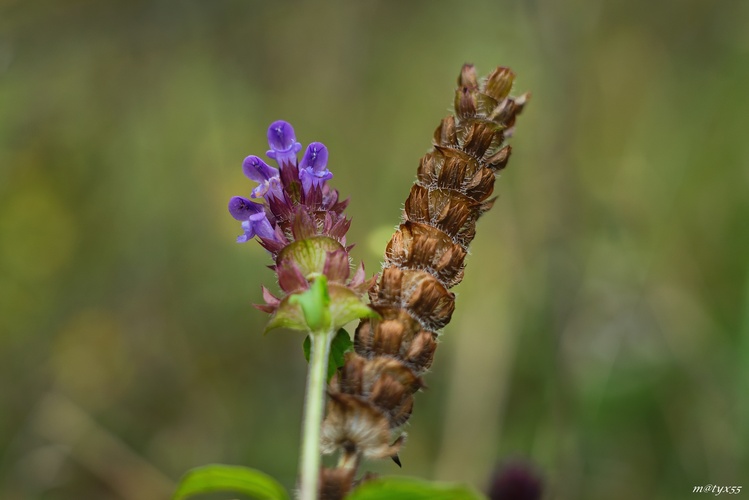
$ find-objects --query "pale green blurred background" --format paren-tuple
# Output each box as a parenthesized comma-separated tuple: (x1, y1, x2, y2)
(2, 1, 748, 499)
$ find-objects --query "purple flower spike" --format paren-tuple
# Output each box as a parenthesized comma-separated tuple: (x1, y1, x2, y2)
(228, 196, 276, 243)
(266, 120, 302, 167)
(243, 155, 282, 199)
(299, 142, 333, 194)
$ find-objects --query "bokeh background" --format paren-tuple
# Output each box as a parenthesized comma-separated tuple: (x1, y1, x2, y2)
(2, 1, 748, 499)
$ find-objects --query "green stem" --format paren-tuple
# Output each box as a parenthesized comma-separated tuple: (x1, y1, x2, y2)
(299, 328, 333, 500)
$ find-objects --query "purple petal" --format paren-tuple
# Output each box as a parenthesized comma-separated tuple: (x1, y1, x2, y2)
(237, 220, 254, 243)
(300, 142, 329, 173)
(299, 167, 333, 194)
(267, 120, 298, 152)
(266, 120, 302, 166)
(298, 142, 333, 194)
(228, 196, 264, 221)
(233, 209, 278, 244)
(254, 177, 282, 200)
(243, 156, 278, 182)
(243, 156, 282, 199)
(249, 211, 276, 240)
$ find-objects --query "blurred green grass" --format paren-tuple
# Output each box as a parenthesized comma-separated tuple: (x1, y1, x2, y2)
(1, 1, 748, 499)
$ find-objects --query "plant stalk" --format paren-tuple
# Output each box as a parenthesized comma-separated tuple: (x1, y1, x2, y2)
(299, 328, 333, 500)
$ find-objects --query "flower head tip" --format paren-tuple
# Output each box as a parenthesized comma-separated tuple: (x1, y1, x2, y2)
(266, 120, 302, 167)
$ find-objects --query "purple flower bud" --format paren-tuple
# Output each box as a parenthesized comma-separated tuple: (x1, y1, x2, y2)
(299, 142, 333, 194)
(243, 155, 282, 200)
(228, 196, 276, 243)
(266, 120, 302, 167)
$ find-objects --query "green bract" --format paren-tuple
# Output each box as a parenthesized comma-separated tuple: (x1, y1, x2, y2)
(265, 278, 377, 334)
(290, 275, 331, 332)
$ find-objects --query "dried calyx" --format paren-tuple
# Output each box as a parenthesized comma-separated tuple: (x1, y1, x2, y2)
(318, 64, 528, 498)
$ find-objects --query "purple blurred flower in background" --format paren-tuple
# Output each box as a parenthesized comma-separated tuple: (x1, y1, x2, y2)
(487, 460, 543, 500)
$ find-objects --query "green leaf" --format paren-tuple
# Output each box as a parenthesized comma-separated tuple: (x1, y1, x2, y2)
(347, 476, 485, 500)
(173, 464, 289, 500)
(289, 275, 331, 332)
(329, 328, 354, 374)
(303, 328, 353, 381)
(303, 335, 311, 361)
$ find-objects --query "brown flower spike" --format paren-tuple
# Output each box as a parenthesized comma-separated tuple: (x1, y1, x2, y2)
(319, 64, 529, 497)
